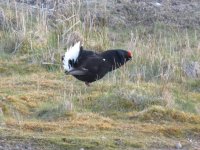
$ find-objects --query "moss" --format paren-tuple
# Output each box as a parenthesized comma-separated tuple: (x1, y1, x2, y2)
(0, 102, 10, 116)
(0, 134, 66, 150)
(173, 90, 197, 113)
(0, 67, 7, 73)
(1, 4, 200, 149)
(132, 106, 200, 123)
(185, 80, 200, 92)
(159, 127, 183, 138)
(82, 92, 135, 113)
(35, 101, 75, 121)
(126, 142, 143, 148)
(42, 63, 61, 72)
(0, 60, 43, 76)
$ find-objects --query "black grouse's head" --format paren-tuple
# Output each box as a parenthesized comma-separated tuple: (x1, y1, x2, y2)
(117, 50, 132, 62)
(126, 50, 132, 60)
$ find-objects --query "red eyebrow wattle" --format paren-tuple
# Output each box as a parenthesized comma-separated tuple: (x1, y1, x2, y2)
(128, 50, 132, 57)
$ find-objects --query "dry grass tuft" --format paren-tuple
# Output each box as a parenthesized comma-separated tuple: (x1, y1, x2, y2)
(131, 106, 200, 124)
(0, 0, 200, 149)
(69, 113, 115, 130)
(159, 127, 183, 137)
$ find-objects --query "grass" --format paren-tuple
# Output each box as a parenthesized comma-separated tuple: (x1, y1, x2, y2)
(1, 67, 200, 149)
(0, 1, 200, 149)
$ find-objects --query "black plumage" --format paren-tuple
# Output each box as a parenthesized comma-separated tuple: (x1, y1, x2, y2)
(62, 43, 132, 86)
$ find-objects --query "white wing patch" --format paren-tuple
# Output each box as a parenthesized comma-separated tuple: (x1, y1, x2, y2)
(63, 42, 81, 72)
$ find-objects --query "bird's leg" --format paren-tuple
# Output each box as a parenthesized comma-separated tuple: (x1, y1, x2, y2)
(85, 82, 90, 86)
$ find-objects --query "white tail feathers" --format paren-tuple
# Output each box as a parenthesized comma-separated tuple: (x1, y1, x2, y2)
(63, 42, 81, 72)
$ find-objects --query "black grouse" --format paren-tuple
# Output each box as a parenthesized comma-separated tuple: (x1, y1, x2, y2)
(62, 42, 132, 86)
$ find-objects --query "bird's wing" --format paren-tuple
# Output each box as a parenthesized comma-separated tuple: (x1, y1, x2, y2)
(63, 42, 81, 72)
(69, 56, 110, 76)
(68, 67, 88, 75)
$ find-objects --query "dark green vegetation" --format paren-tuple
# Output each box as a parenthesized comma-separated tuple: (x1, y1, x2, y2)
(0, 0, 200, 149)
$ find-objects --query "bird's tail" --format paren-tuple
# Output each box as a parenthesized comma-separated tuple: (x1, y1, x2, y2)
(62, 42, 81, 72)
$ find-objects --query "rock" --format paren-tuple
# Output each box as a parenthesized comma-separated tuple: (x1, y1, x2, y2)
(175, 141, 182, 149)
(101, 136, 106, 140)
(183, 61, 200, 78)
(0, 7, 6, 30)
(0, 108, 5, 127)
(64, 100, 73, 111)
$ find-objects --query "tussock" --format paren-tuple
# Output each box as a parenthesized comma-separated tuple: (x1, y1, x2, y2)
(0, 0, 200, 149)
(131, 106, 200, 124)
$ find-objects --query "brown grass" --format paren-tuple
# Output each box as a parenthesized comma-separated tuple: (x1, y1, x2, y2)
(0, 1, 200, 149)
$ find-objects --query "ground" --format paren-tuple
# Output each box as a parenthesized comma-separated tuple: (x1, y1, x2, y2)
(0, 0, 200, 150)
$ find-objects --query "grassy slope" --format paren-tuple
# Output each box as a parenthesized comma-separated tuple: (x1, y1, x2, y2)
(0, 54, 200, 150)
(0, 1, 200, 149)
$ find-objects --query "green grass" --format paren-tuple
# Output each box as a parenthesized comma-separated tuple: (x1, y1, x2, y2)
(0, 1, 200, 149)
